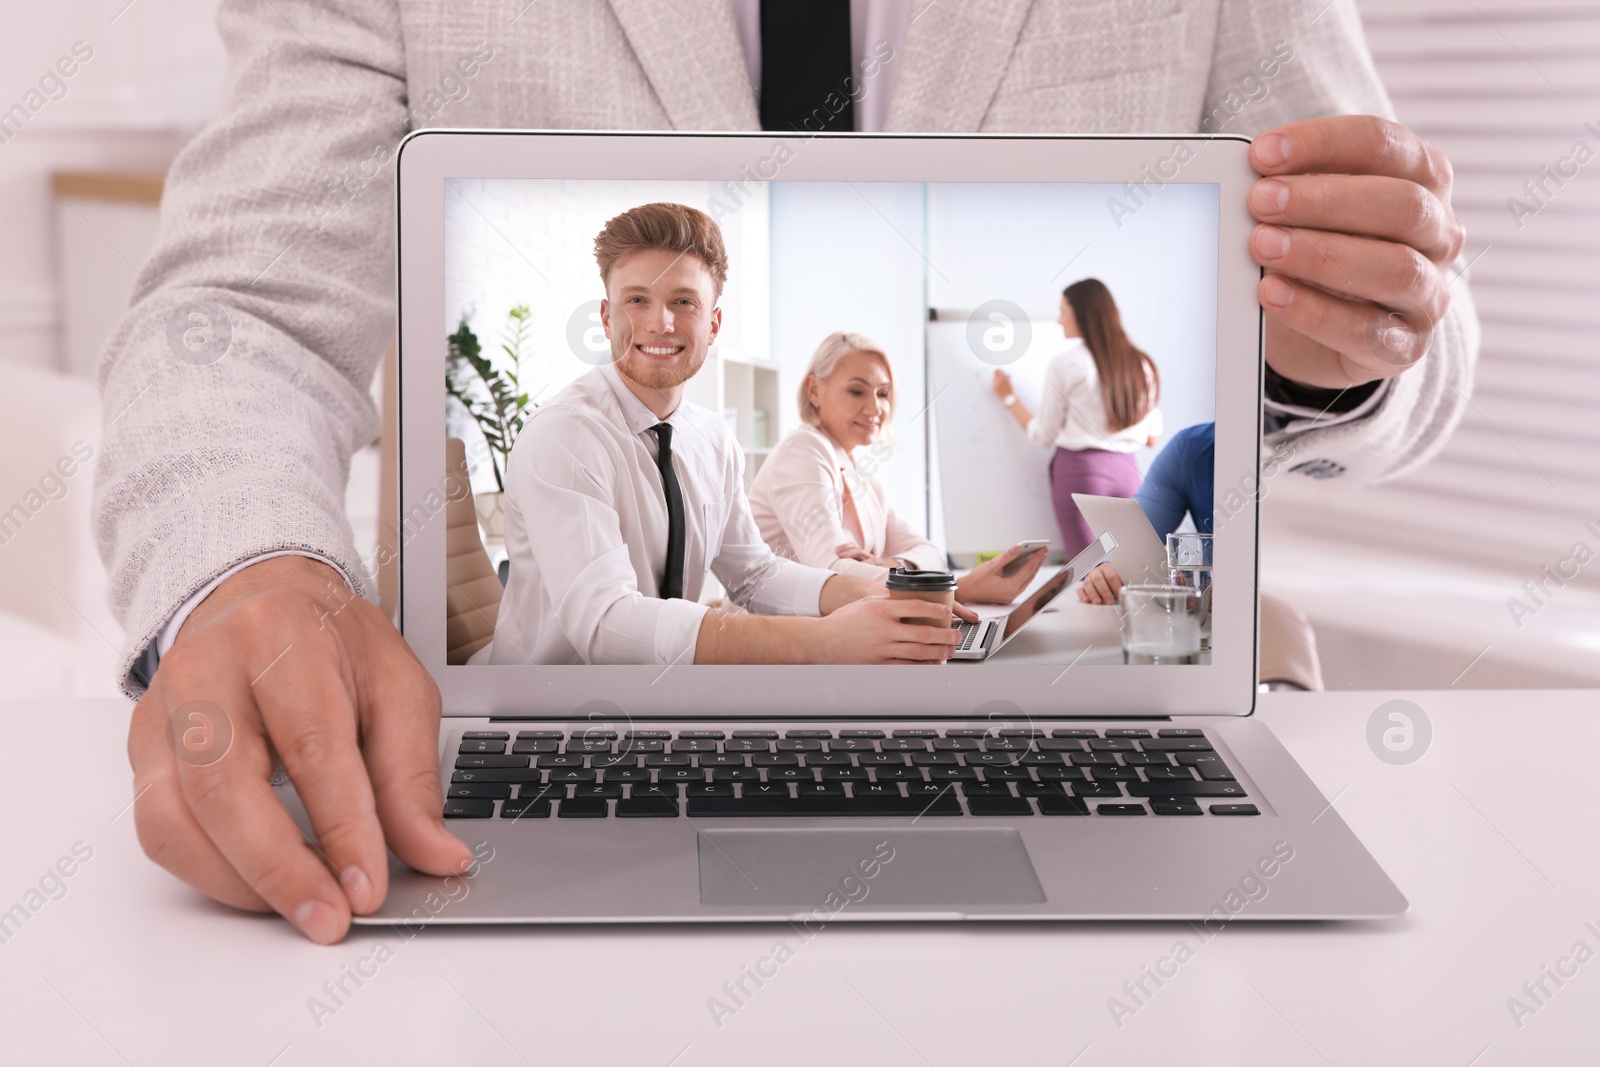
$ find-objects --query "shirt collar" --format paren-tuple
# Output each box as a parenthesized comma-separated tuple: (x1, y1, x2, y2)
(598, 360, 675, 435)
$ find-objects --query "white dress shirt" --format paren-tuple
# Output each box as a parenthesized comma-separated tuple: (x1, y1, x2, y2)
(488, 362, 830, 666)
(748, 423, 944, 583)
(1026, 339, 1164, 454)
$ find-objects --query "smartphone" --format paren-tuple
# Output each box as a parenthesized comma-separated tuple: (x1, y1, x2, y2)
(1000, 539, 1052, 577)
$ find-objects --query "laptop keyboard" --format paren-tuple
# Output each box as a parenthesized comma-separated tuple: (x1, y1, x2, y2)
(443, 727, 1258, 820)
(953, 622, 982, 652)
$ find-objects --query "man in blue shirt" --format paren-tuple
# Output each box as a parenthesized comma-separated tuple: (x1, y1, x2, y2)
(1080, 423, 1214, 604)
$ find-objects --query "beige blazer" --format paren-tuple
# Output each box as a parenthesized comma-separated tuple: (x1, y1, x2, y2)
(93, 0, 1477, 695)
(749, 423, 945, 582)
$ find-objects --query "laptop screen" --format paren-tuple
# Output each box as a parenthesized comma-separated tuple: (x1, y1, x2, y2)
(439, 174, 1215, 666)
(398, 133, 1259, 717)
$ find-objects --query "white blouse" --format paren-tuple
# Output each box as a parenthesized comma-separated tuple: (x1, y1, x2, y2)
(748, 423, 945, 582)
(1026, 338, 1163, 454)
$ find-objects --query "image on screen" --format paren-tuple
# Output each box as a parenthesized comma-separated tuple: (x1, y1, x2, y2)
(440, 176, 1219, 668)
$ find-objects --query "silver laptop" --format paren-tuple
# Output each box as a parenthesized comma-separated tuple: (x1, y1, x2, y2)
(338, 130, 1405, 923)
(1073, 494, 1173, 587)
(951, 534, 1114, 660)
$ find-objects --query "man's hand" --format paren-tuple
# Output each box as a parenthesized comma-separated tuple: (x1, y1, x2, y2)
(1077, 562, 1124, 606)
(809, 597, 962, 664)
(1249, 116, 1466, 389)
(128, 556, 473, 943)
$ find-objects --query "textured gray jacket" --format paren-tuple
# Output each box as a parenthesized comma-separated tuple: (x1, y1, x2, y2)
(92, 0, 1478, 696)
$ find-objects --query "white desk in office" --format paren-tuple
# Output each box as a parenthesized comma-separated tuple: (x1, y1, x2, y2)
(1, 690, 1593, 1066)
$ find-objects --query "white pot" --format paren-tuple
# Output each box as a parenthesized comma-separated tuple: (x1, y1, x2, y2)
(474, 491, 506, 544)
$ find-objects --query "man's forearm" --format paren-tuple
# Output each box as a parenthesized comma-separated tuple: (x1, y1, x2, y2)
(693, 610, 820, 664)
(818, 572, 877, 615)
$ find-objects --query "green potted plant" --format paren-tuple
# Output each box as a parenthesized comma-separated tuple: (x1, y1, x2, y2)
(446, 305, 535, 542)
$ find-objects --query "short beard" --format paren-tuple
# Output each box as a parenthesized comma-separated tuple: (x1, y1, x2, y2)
(612, 335, 708, 392)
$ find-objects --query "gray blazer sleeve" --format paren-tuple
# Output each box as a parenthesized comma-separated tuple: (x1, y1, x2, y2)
(1201, 0, 1480, 487)
(91, 0, 408, 697)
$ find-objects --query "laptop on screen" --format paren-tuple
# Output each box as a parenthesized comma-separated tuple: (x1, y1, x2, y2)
(324, 130, 1404, 923)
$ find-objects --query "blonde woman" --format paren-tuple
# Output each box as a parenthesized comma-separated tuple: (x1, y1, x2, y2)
(750, 332, 1043, 604)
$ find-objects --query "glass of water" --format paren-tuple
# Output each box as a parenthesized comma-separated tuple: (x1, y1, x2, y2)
(1165, 532, 1213, 651)
(1118, 584, 1203, 665)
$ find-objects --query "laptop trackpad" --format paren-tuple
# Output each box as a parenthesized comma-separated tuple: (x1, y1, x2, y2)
(697, 828, 1044, 906)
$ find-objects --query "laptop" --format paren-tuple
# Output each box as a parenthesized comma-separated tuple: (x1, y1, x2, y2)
(951, 533, 1115, 660)
(1073, 494, 1174, 587)
(335, 130, 1405, 922)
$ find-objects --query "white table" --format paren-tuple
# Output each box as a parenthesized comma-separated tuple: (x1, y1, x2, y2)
(2, 690, 1594, 1065)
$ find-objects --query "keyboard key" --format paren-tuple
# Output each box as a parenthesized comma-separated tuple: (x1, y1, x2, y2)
(1089, 766, 1138, 781)
(1050, 729, 1099, 738)
(962, 783, 1013, 797)
(447, 783, 511, 800)
(881, 739, 929, 752)
(998, 728, 1045, 738)
(565, 740, 613, 754)
(796, 782, 847, 798)
(679, 730, 725, 739)
(688, 783, 736, 796)
(1073, 783, 1123, 798)
(1020, 752, 1064, 765)
(451, 768, 541, 784)
(631, 784, 679, 798)
(1158, 729, 1206, 738)
(910, 752, 958, 766)
(536, 754, 586, 768)
(830, 738, 877, 752)
(859, 752, 907, 766)
(686, 793, 961, 817)
(1016, 781, 1057, 796)
(658, 768, 705, 782)
(624, 730, 672, 740)
(515, 730, 563, 739)
(731, 730, 779, 739)
(698, 754, 748, 768)
(1210, 804, 1260, 816)
(873, 767, 924, 782)
(776, 739, 823, 752)
(1151, 799, 1203, 816)
(643, 754, 691, 767)
(712, 768, 763, 782)
(1197, 763, 1237, 781)
(512, 739, 558, 755)
(443, 799, 495, 818)
(615, 797, 679, 818)
(1175, 751, 1225, 766)
(933, 738, 979, 751)
(1096, 804, 1147, 816)
(1035, 739, 1084, 752)
(1070, 752, 1119, 766)
(573, 783, 623, 799)
(752, 753, 801, 767)
(927, 767, 978, 781)
(458, 739, 506, 754)
(967, 796, 1033, 816)
(462, 731, 509, 740)
(1089, 739, 1135, 751)
(499, 798, 552, 819)
(455, 754, 531, 769)
(1120, 752, 1171, 766)
(724, 739, 771, 753)
(984, 767, 1031, 781)
(1035, 766, 1085, 780)
(672, 739, 719, 753)
(839, 729, 885, 738)
(604, 767, 651, 783)
(616, 740, 665, 754)
(785, 730, 832, 739)
(944, 729, 990, 738)
(819, 767, 869, 781)
(1143, 767, 1195, 781)
(1105, 728, 1152, 738)
(768, 767, 817, 782)
(1127, 781, 1246, 798)
(1038, 796, 1089, 816)
(548, 769, 596, 783)
(892, 729, 939, 738)
(557, 798, 609, 818)
(1140, 738, 1214, 752)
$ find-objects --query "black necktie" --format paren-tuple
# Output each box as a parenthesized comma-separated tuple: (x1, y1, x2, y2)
(651, 423, 686, 601)
(759, 0, 855, 134)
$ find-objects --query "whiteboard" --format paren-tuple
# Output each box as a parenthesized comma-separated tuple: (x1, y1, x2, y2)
(928, 317, 1073, 565)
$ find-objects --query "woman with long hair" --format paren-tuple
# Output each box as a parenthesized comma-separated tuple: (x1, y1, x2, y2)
(991, 278, 1162, 557)
(751, 332, 1044, 604)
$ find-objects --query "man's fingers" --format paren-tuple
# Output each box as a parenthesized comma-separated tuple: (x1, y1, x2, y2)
(1252, 116, 1452, 193)
(1258, 274, 1428, 383)
(1252, 223, 1447, 334)
(1250, 173, 1464, 264)
(128, 698, 269, 913)
(359, 643, 475, 882)
(160, 639, 353, 945)
(255, 637, 389, 916)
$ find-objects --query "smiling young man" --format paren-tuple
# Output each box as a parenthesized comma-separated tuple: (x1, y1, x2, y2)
(488, 202, 964, 668)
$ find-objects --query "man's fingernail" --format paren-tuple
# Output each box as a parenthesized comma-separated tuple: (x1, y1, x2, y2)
(1255, 179, 1289, 213)
(1256, 134, 1289, 167)
(1383, 326, 1414, 351)
(293, 898, 343, 943)
(340, 864, 372, 906)
(1255, 226, 1291, 259)
(1261, 275, 1295, 307)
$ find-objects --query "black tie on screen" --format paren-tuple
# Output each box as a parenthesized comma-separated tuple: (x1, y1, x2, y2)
(759, 0, 855, 134)
(651, 423, 686, 601)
